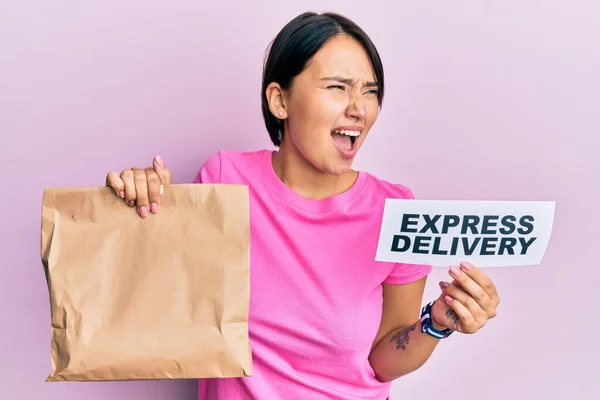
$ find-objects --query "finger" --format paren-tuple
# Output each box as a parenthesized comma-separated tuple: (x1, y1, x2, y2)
(106, 171, 125, 198)
(452, 280, 464, 290)
(153, 155, 172, 185)
(459, 261, 499, 302)
(442, 295, 479, 333)
(120, 169, 136, 207)
(144, 167, 161, 213)
(449, 265, 492, 308)
(441, 281, 486, 321)
(132, 168, 150, 218)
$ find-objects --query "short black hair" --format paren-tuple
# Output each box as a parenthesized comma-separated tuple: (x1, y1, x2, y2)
(261, 12, 385, 147)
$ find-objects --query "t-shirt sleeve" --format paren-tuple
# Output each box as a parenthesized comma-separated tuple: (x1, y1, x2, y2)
(384, 262, 433, 285)
(192, 151, 222, 184)
(383, 184, 433, 285)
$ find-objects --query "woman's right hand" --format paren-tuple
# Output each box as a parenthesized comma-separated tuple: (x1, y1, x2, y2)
(105, 155, 172, 218)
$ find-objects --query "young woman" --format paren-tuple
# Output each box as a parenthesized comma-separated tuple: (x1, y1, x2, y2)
(105, 11, 500, 400)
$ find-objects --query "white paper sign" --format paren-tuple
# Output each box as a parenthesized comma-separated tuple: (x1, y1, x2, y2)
(375, 200, 556, 267)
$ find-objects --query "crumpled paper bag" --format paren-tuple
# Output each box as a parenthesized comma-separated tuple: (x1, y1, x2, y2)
(40, 184, 252, 381)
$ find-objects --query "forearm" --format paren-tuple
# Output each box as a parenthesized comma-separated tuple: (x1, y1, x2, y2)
(368, 318, 441, 382)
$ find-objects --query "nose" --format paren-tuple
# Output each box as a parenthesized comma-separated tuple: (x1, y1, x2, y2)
(345, 95, 366, 121)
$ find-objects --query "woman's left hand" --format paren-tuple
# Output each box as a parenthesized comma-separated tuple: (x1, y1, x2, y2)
(431, 261, 500, 334)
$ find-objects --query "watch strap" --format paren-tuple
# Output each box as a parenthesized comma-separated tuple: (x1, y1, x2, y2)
(420, 300, 454, 339)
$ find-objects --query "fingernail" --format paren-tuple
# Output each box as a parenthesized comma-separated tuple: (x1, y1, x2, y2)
(128, 200, 135, 207)
(449, 266, 461, 277)
(139, 206, 148, 218)
(444, 295, 453, 303)
(439, 281, 449, 289)
(461, 261, 473, 272)
(150, 203, 158, 213)
(155, 155, 165, 167)
(119, 191, 125, 198)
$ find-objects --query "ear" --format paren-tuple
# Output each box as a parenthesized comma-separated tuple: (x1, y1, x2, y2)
(266, 82, 288, 119)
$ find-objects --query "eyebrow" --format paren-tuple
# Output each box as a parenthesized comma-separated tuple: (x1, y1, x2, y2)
(320, 76, 379, 88)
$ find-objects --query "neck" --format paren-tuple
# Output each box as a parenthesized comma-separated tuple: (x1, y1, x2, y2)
(272, 140, 358, 200)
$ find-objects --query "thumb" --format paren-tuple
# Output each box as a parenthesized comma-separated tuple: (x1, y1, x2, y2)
(153, 155, 172, 185)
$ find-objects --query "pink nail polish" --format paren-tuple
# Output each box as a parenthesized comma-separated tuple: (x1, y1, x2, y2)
(128, 200, 135, 207)
(439, 281, 449, 289)
(150, 203, 158, 213)
(155, 155, 165, 167)
(449, 266, 461, 277)
(444, 295, 453, 302)
(119, 191, 125, 198)
(461, 261, 473, 272)
(139, 206, 148, 218)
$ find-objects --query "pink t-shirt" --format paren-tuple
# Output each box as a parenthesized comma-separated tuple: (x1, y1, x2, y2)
(194, 149, 432, 400)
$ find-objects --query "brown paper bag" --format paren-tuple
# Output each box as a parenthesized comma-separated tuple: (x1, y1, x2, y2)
(40, 184, 252, 381)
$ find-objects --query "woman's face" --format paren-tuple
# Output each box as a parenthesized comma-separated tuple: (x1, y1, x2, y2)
(271, 35, 381, 176)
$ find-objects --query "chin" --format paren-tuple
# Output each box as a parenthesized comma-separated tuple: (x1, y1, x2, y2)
(323, 156, 355, 176)
(297, 142, 358, 176)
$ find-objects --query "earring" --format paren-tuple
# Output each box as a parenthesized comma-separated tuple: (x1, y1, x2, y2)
(279, 111, 283, 116)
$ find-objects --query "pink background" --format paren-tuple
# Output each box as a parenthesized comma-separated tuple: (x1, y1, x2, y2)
(1, 1, 598, 399)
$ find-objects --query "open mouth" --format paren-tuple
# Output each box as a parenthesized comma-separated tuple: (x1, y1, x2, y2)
(331, 129, 360, 152)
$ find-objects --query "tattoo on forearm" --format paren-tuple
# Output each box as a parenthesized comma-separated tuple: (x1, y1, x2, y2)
(390, 323, 417, 350)
(445, 309, 459, 327)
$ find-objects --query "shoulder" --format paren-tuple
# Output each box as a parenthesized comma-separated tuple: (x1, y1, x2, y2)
(218, 148, 268, 166)
(193, 148, 269, 184)
(349, 171, 433, 285)
(360, 171, 417, 201)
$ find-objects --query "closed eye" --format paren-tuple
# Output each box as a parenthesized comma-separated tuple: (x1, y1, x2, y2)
(326, 84, 379, 98)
